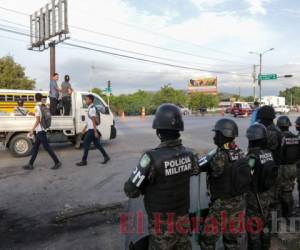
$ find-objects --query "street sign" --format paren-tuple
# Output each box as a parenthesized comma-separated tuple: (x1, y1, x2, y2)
(104, 87, 112, 94)
(258, 74, 277, 80)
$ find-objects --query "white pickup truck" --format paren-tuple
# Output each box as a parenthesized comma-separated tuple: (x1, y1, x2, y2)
(274, 105, 290, 114)
(0, 91, 116, 157)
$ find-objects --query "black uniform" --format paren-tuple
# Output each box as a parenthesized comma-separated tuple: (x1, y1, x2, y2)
(198, 118, 250, 250)
(124, 103, 198, 250)
(124, 140, 198, 250)
(277, 130, 299, 218)
(246, 148, 278, 250)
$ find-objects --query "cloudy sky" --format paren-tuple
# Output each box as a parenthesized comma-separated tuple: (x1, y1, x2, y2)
(0, 0, 300, 96)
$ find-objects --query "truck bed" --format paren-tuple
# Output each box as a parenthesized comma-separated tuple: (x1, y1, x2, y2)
(0, 116, 74, 132)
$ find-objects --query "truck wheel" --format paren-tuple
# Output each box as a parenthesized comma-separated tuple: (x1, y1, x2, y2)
(9, 134, 33, 157)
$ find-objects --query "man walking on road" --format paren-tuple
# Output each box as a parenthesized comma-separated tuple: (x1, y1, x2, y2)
(23, 93, 61, 170)
(76, 94, 110, 166)
(49, 73, 60, 115)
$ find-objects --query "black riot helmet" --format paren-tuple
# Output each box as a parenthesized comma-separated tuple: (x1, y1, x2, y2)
(213, 118, 238, 138)
(256, 105, 276, 122)
(276, 115, 291, 128)
(152, 103, 184, 131)
(247, 123, 267, 141)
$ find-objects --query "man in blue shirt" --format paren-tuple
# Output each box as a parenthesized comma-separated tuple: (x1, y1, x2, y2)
(49, 73, 60, 115)
(250, 101, 260, 125)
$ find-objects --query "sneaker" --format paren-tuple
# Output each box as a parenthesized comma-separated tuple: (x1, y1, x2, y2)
(23, 164, 34, 170)
(101, 157, 110, 164)
(51, 162, 62, 170)
(76, 161, 87, 166)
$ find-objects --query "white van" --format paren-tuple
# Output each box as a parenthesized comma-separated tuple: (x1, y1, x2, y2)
(0, 90, 116, 157)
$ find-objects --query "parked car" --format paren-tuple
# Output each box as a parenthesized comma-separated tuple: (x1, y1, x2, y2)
(274, 105, 290, 114)
(231, 102, 253, 117)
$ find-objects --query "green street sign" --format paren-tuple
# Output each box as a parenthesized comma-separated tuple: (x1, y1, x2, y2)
(104, 87, 112, 93)
(258, 74, 277, 80)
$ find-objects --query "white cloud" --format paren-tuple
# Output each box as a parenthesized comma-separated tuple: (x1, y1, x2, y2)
(245, 0, 271, 15)
(189, 0, 225, 10)
(0, 0, 291, 95)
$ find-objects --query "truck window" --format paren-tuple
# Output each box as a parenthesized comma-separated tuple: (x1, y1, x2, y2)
(81, 94, 88, 108)
(93, 96, 108, 114)
(0, 95, 5, 101)
(28, 96, 35, 102)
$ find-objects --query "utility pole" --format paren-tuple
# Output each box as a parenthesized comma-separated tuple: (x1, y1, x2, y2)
(258, 54, 262, 103)
(249, 48, 274, 104)
(49, 42, 56, 79)
(252, 64, 257, 101)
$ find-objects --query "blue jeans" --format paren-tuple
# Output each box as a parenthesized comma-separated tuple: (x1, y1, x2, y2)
(82, 130, 109, 162)
(29, 131, 59, 165)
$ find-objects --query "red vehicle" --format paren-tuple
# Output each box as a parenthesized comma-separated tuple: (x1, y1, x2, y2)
(231, 102, 253, 117)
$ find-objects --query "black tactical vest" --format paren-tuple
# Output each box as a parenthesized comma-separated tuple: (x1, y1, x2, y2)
(280, 131, 300, 165)
(250, 149, 278, 193)
(143, 140, 196, 219)
(209, 148, 244, 200)
(266, 124, 282, 164)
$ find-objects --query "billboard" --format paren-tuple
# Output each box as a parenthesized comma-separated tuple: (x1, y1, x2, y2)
(188, 77, 218, 94)
(29, 0, 69, 50)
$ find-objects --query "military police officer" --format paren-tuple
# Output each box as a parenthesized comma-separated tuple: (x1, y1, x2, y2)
(124, 104, 198, 250)
(256, 105, 282, 164)
(276, 116, 300, 218)
(246, 123, 278, 250)
(296, 117, 300, 207)
(198, 118, 247, 250)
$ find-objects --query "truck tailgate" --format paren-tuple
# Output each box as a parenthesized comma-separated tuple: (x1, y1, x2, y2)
(0, 116, 74, 132)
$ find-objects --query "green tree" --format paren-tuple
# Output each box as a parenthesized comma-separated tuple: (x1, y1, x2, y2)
(189, 93, 219, 110)
(152, 85, 188, 107)
(279, 86, 300, 105)
(90, 87, 107, 100)
(0, 56, 35, 89)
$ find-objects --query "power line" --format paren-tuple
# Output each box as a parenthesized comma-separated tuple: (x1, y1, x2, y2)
(0, 6, 251, 65)
(72, 38, 246, 70)
(0, 18, 29, 29)
(64, 41, 250, 76)
(71, 25, 250, 66)
(0, 24, 250, 76)
(102, 18, 248, 60)
(0, 26, 29, 37)
(0, 34, 27, 43)
(0, 6, 28, 16)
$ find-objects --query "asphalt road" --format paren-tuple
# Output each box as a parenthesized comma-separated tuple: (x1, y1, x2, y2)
(0, 113, 299, 249)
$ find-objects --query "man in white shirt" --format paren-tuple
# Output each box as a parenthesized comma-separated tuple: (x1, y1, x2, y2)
(76, 94, 110, 166)
(23, 93, 61, 170)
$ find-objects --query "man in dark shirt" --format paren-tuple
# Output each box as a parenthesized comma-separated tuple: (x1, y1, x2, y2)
(61, 75, 73, 116)
(49, 73, 60, 115)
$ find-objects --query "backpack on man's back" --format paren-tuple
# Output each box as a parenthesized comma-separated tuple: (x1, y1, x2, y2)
(40, 104, 52, 129)
(88, 105, 101, 126)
